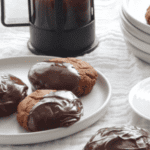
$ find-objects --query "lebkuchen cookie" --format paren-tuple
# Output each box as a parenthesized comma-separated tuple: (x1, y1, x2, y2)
(28, 58, 98, 97)
(84, 126, 150, 150)
(17, 90, 83, 132)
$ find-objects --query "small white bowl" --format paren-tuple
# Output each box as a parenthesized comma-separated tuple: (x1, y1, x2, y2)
(120, 8, 150, 44)
(120, 22, 150, 54)
(129, 77, 150, 121)
(125, 40, 150, 64)
(122, 0, 150, 34)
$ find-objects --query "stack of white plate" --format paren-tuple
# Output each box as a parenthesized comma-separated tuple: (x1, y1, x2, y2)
(120, 0, 150, 64)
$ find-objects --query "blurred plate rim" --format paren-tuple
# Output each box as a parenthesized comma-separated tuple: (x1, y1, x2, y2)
(129, 77, 150, 121)
(122, 0, 150, 34)
(120, 21, 150, 54)
(124, 39, 150, 64)
(120, 7, 150, 44)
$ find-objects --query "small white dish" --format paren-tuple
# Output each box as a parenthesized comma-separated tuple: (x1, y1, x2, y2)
(129, 77, 150, 121)
(122, 0, 150, 34)
(120, 8, 150, 44)
(125, 40, 150, 64)
(120, 22, 150, 54)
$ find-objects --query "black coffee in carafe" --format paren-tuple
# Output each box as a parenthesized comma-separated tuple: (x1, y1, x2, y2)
(31, 0, 91, 30)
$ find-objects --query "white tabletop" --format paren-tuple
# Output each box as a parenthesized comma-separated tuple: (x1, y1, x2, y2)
(0, 0, 150, 149)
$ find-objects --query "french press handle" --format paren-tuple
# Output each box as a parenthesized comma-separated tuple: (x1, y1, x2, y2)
(1, 0, 31, 27)
(1, 0, 65, 30)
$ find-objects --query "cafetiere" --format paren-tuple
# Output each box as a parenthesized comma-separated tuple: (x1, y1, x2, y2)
(1, 0, 99, 57)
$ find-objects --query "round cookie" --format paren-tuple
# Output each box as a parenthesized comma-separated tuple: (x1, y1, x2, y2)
(17, 90, 83, 132)
(28, 58, 98, 97)
(145, 6, 150, 24)
(83, 126, 150, 150)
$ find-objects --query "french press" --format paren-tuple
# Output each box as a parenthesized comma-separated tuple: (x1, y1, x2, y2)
(1, 0, 99, 57)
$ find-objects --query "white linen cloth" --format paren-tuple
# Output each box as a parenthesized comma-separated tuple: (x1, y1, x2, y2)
(0, 0, 150, 149)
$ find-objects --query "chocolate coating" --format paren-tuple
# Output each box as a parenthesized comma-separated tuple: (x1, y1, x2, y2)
(28, 61, 80, 95)
(27, 90, 83, 132)
(0, 73, 28, 117)
(83, 126, 150, 150)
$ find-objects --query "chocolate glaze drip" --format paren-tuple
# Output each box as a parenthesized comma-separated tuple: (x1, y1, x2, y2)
(0, 73, 28, 117)
(28, 61, 81, 95)
(27, 90, 83, 132)
(83, 126, 150, 150)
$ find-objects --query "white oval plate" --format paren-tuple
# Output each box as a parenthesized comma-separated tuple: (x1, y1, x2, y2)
(0, 56, 111, 145)
(129, 77, 150, 121)
(120, 8, 150, 44)
(122, 0, 150, 34)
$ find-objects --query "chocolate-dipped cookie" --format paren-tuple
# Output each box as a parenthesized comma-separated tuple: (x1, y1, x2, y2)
(17, 90, 83, 132)
(0, 73, 28, 117)
(83, 126, 150, 150)
(28, 58, 98, 97)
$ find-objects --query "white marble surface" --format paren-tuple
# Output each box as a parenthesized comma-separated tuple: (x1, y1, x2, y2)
(0, 0, 150, 149)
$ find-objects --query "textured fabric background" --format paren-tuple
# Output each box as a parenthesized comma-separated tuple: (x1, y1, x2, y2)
(0, 0, 150, 149)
